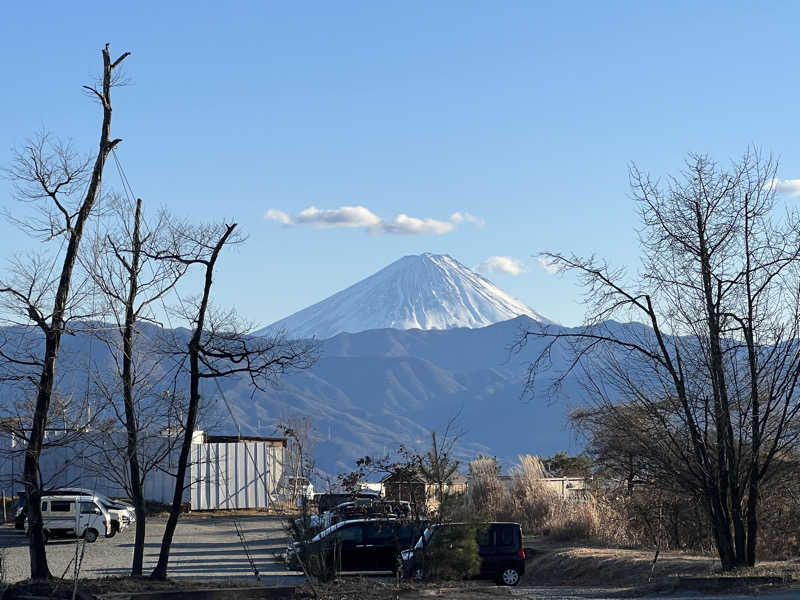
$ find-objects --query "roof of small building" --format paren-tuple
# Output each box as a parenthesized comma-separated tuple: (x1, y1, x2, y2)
(203, 434, 287, 446)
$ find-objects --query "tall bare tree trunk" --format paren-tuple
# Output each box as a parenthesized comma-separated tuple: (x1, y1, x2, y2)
(694, 200, 742, 570)
(121, 199, 148, 576)
(743, 197, 760, 567)
(150, 224, 236, 581)
(22, 44, 129, 580)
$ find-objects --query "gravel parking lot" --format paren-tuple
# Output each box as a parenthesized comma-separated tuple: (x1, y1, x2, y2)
(0, 514, 305, 585)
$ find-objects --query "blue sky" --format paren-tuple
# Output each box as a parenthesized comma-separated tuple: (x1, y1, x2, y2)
(2, 1, 799, 328)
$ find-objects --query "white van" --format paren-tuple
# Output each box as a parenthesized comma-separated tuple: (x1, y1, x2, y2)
(33, 495, 111, 543)
(45, 487, 135, 537)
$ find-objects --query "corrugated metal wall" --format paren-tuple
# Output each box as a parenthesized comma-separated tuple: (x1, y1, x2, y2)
(0, 432, 188, 504)
(190, 441, 284, 510)
(0, 433, 285, 510)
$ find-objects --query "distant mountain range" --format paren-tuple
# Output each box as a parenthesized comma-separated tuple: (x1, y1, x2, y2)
(0, 253, 605, 477)
(260, 253, 553, 340)
(229, 315, 591, 474)
(0, 316, 643, 476)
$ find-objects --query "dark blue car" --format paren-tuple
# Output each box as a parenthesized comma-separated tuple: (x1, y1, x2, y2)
(401, 522, 526, 586)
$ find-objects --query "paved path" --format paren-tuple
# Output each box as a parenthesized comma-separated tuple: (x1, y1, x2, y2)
(1, 514, 304, 586)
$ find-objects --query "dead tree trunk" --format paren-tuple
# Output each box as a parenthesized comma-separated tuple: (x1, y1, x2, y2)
(13, 44, 130, 580)
(121, 199, 147, 575)
(145, 221, 316, 580)
(150, 224, 236, 581)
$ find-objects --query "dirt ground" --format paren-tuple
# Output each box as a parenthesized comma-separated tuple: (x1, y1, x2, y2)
(520, 538, 800, 590)
(5, 530, 800, 599)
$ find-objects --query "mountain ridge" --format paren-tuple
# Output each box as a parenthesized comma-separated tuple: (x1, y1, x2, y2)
(0, 316, 667, 475)
(260, 253, 553, 340)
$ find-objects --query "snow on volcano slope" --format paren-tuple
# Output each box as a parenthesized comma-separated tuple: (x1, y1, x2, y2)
(262, 253, 553, 340)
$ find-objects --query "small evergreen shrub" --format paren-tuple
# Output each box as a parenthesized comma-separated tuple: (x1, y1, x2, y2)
(423, 524, 482, 580)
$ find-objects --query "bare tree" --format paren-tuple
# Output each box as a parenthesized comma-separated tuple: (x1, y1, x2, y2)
(417, 426, 461, 521)
(517, 150, 800, 568)
(570, 404, 662, 496)
(341, 420, 463, 522)
(149, 221, 318, 580)
(275, 415, 317, 506)
(83, 196, 189, 575)
(0, 45, 130, 579)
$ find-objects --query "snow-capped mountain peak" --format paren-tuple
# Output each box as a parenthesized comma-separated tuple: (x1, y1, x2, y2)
(262, 253, 552, 339)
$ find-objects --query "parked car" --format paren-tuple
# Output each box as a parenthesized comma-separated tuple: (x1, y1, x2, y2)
(295, 497, 410, 540)
(401, 522, 526, 586)
(28, 494, 111, 543)
(286, 518, 422, 578)
(45, 488, 134, 536)
(315, 491, 380, 515)
(321, 499, 412, 530)
(15, 487, 134, 537)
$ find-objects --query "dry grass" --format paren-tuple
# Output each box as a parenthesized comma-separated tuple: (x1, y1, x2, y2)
(469, 455, 620, 545)
(521, 538, 800, 589)
(4, 577, 272, 599)
(298, 578, 513, 600)
(80, 576, 262, 593)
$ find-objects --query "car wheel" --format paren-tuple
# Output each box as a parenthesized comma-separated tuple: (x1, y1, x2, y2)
(499, 567, 520, 586)
(84, 528, 99, 543)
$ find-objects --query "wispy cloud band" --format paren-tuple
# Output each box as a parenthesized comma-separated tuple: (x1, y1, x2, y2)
(296, 205, 381, 228)
(476, 256, 527, 276)
(768, 178, 800, 197)
(265, 205, 483, 236)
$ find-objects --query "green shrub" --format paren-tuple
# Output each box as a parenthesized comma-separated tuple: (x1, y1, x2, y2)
(423, 524, 482, 580)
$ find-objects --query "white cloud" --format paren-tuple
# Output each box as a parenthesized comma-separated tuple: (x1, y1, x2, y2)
(476, 256, 527, 276)
(769, 178, 800, 197)
(296, 205, 381, 228)
(382, 214, 455, 235)
(265, 205, 482, 236)
(537, 256, 560, 275)
(264, 209, 293, 225)
(449, 212, 485, 226)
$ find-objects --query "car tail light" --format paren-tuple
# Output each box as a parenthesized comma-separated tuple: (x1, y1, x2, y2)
(518, 546, 525, 559)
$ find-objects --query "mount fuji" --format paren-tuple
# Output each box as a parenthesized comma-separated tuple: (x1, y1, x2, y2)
(261, 253, 553, 340)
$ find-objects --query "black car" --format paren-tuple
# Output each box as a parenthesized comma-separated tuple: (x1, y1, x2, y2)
(401, 522, 526, 586)
(287, 518, 422, 578)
